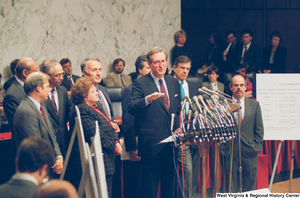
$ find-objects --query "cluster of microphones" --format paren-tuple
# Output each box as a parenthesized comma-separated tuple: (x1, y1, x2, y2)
(170, 87, 238, 147)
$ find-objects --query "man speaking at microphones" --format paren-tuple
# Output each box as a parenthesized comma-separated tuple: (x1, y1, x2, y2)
(172, 55, 200, 198)
(230, 75, 264, 192)
(129, 47, 181, 198)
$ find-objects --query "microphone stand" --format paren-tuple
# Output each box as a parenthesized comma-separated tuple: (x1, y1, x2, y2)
(201, 87, 242, 193)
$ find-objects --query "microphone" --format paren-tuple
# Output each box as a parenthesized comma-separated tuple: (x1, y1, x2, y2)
(170, 113, 177, 147)
(187, 109, 192, 131)
(193, 96, 203, 113)
(181, 96, 189, 110)
(216, 90, 231, 98)
(198, 95, 210, 113)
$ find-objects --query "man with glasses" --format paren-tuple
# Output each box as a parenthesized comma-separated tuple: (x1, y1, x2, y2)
(4, 58, 40, 178)
(40, 60, 71, 158)
(129, 47, 181, 198)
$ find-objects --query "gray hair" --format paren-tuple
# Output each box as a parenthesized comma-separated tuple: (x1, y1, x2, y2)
(135, 55, 148, 74)
(80, 57, 101, 73)
(40, 59, 60, 75)
(24, 72, 49, 95)
(147, 47, 168, 63)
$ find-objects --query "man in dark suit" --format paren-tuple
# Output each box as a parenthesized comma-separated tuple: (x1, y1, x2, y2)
(222, 30, 242, 73)
(41, 60, 71, 157)
(59, 58, 80, 95)
(122, 55, 150, 198)
(172, 55, 200, 198)
(4, 59, 19, 91)
(13, 72, 63, 175)
(3, 57, 40, 177)
(238, 28, 262, 73)
(230, 75, 264, 192)
(0, 137, 55, 198)
(129, 47, 181, 198)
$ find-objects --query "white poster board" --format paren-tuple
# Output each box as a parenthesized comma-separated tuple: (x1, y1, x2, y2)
(257, 74, 300, 140)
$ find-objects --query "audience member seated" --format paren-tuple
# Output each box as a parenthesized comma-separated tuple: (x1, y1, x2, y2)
(238, 28, 261, 73)
(4, 59, 19, 92)
(262, 31, 287, 73)
(69, 77, 122, 198)
(236, 62, 256, 100)
(201, 66, 224, 93)
(170, 29, 192, 66)
(200, 31, 224, 75)
(0, 137, 55, 198)
(60, 58, 80, 95)
(35, 179, 78, 198)
(103, 58, 132, 89)
(222, 30, 242, 74)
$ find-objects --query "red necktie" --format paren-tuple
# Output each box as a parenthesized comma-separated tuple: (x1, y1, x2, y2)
(51, 89, 59, 117)
(40, 105, 48, 125)
(120, 74, 126, 89)
(159, 79, 169, 113)
(69, 76, 73, 88)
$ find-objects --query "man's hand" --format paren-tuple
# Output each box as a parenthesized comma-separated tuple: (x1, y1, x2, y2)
(111, 122, 120, 133)
(263, 69, 271, 74)
(129, 150, 141, 161)
(223, 49, 228, 57)
(146, 92, 165, 103)
(115, 143, 122, 155)
(53, 157, 64, 174)
(114, 119, 122, 126)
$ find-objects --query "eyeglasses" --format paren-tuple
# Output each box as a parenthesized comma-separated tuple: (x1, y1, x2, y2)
(151, 60, 167, 66)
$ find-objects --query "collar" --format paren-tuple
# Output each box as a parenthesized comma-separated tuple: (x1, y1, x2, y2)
(28, 96, 41, 110)
(232, 96, 245, 103)
(12, 173, 38, 186)
(15, 76, 24, 87)
(49, 86, 57, 93)
(150, 72, 165, 82)
(244, 42, 251, 49)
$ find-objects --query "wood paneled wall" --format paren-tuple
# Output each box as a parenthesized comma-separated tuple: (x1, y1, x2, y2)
(182, 0, 300, 73)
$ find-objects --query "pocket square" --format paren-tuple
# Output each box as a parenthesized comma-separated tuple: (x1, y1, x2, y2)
(174, 94, 178, 97)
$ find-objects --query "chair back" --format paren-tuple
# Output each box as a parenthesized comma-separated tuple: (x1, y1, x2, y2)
(106, 86, 123, 118)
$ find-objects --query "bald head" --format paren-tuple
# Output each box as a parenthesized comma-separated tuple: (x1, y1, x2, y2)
(229, 75, 246, 100)
(35, 180, 78, 198)
(16, 58, 39, 81)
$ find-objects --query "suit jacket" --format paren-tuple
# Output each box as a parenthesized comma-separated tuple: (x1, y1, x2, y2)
(43, 86, 71, 157)
(128, 73, 181, 159)
(262, 45, 287, 73)
(97, 85, 115, 121)
(0, 177, 38, 198)
(103, 72, 132, 88)
(201, 81, 224, 93)
(238, 43, 262, 72)
(69, 103, 118, 176)
(223, 42, 243, 73)
(234, 98, 264, 159)
(13, 97, 62, 159)
(122, 84, 139, 151)
(61, 74, 80, 91)
(4, 76, 16, 92)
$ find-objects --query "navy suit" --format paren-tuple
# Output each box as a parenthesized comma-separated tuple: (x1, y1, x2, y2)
(60, 74, 80, 91)
(97, 85, 115, 121)
(262, 45, 287, 73)
(128, 73, 181, 198)
(43, 86, 71, 157)
(238, 43, 262, 72)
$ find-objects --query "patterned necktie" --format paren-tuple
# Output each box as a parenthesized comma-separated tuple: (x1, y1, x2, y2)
(97, 87, 110, 119)
(120, 74, 126, 89)
(40, 105, 48, 125)
(159, 79, 169, 113)
(69, 76, 73, 88)
(242, 45, 248, 63)
(51, 89, 59, 117)
(235, 100, 242, 125)
(180, 82, 186, 112)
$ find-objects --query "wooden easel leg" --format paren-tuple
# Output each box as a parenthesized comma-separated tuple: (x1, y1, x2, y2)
(202, 155, 207, 198)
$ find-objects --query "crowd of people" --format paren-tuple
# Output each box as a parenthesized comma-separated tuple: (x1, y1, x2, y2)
(0, 27, 269, 197)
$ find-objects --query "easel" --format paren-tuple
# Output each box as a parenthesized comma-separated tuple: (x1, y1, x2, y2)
(60, 106, 108, 198)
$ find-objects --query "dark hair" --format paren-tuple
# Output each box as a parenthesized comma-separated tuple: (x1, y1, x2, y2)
(241, 28, 252, 37)
(60, 58, 71, 66)
(0, 73, 2, 78)
(210, 30, 223, 46)
(113, 58, 125, 70)
(10, 59, 20, 75)
(71, 77, 94, 105)
(173, 56, 191, 67)
(225, 30, 236, 38)
(174, 29, 187, 44)
(269, 31, 282, 43)
(17, 137, 55, 173)
(239, 62, 250, 74)
(135, 55, 148, 74)
(207, 66, 219, 75)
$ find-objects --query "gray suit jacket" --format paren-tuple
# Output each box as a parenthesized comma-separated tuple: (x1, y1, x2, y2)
(234, 98, 264, 159)
(201, 81, 224, 92)
(103, 72, 132, 88)
(13, 97, 62, 159)
(0, 178, 38, 198)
